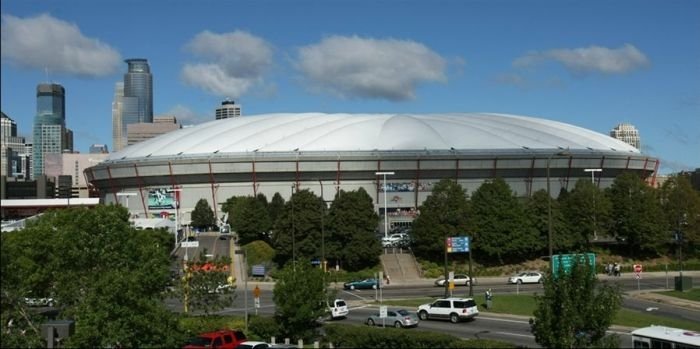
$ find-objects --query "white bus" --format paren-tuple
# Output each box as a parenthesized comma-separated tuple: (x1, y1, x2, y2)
(631, 325, 700, 349)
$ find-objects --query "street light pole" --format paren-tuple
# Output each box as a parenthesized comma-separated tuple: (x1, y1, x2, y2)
(116, 192, 137, 216)
(375, 172, 395, 240)
(168, 188, 183, 256)
(318, 179, 326, 273)
(547, 151, 569, 270)
(584, 169, 602, 241)
(235, 249, 248, 332)
(291, 185, 296, 270)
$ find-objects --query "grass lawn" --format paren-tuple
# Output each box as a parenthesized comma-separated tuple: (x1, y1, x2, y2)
(656, 288, 700, 302)
(380, 294, 700, 331)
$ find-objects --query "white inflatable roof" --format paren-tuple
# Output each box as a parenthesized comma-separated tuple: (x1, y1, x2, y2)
(109, 113, 639, 160)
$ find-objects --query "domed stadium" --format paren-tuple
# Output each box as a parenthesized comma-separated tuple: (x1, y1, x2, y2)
(86, 113, 659, 225)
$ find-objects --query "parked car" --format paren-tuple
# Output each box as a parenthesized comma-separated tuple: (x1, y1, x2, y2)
(344, 278, 379, 290)
(328, 298, 349, 319)
(183, 329, 247, 349)
(366, 308, 419, 328)
(381, 233, 410, 247)
(236, 341, 272, 349)
(507, 271, 543, 284)
(434, 274, 475, 287)
(417, 297, 479, 323)
(24, 297, 55, 307)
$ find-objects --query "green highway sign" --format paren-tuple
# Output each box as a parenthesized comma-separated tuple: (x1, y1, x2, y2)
(552, 253, 596, 276)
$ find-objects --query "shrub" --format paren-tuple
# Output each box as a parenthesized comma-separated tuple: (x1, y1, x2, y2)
(248, 316, 279, 342)
(178, 315, 245, 338)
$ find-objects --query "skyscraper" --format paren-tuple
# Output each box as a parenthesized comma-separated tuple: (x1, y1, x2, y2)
(112, 82, 124, 151)
(215, 99, 242, 120)
(117, 58, 153, 151)
(610, 123, 641, 150)
(1, 111, 27, 178)
(33, 83, 66, 179)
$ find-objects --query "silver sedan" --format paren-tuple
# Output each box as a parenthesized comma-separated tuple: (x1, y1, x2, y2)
(366, 309, 419, 328)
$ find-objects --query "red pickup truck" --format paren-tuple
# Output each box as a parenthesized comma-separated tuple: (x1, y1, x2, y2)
(183, 329, 247, 349)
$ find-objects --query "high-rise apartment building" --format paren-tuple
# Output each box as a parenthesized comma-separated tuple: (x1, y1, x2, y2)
(112, 82, 124, 151)
(215, 99, 242, 120)
(610, 123, 641, 150)
(1, 112, 28, 178)
(116, 59, 153, 151)
(32, 83, 67, 179)
(127, 115, 180, 146)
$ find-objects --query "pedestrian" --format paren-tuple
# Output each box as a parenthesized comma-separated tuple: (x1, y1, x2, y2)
(608, 263, 614, 276)
(385, 274, 391, 285)
(614, 263, 621, 277)
(485, 288, 493, 310)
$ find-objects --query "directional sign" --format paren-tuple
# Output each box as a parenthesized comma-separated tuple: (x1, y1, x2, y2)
(379, 306, 387, 318)
(552, 253, 596, 277)
(181, 241, 199, 248)
(254, 297, 260, 309)
(446, 236, 470, 253)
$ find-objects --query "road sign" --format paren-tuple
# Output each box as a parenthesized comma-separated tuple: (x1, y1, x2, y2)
(446, 236, 470, 253)
(634, 264, 642, 273)
(552, 253, 596, 276)
(448, 271, 455, 290)
(379, 306, 387, 318)
(254, 297, 260, 309)
(181, 241, 199, 248)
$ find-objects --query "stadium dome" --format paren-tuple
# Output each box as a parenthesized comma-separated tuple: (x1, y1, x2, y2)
(108, 113, 638, 161)
(89, 112, 657, 225)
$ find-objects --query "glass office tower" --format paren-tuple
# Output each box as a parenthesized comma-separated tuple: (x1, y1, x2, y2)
(32, 83, 65, 179)
(119, 58, 153, 150)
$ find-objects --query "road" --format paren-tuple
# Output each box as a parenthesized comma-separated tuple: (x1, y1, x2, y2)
(168, 235, 693, 347)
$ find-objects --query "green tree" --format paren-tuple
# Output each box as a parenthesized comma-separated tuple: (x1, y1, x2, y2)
(191, 198, 216, 231)
(471, 178, 538, 264)
(661, 174, 700, 256)
(230, 196, 272, 245)
(411, 179, 471, 262)
(327, 188, 381, 271)
(268, 192, 286, 226)
(526, 189, 572, 254)
(561, 179, 611, 250)
(1, 205, 185, 348)
(272, 189, 324, 267)
(607, 173, 667, 256)
(531, 258, 622, 348)
(179, 250, 236, 316)
(273, 261, 327, 341)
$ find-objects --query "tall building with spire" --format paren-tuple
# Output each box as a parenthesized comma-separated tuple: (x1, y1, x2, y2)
(33, 83, 70, 179)
(115, 59, 153, 151)
(610, 123, 641, 150)
(215, 99, 242, 120)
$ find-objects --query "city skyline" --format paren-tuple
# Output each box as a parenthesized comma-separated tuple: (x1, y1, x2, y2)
(1, 0, 699, 174)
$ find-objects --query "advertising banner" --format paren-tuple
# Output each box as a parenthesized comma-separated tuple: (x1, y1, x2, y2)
(147, 188, 178, 209)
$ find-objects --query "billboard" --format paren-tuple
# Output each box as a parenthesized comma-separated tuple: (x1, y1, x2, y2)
(147, 188, 178, 209)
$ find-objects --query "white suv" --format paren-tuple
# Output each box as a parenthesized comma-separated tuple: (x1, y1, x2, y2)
(328, 299, 348, 319)
(417, 297, 479, 323)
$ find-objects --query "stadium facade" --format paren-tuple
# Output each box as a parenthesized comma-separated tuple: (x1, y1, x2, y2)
(85, 113, 659, 226)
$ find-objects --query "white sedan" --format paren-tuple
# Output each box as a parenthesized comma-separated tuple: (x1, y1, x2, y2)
(434, 274, 475, 286)
(508, 271, 543, 284)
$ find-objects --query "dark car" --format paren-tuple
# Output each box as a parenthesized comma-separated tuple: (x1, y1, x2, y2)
(343, 278, 379, 290)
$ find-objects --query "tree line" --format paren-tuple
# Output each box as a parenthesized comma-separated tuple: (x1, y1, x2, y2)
(191, 173, 698, 268)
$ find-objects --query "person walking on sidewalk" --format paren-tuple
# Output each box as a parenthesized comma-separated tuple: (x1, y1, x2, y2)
(485, 288, 493, 309)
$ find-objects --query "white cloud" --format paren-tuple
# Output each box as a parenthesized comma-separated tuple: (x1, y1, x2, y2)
(0, 14, 121, 77)
(513, 44, 650, 75)
(295, 35, 447, 101)
(181, 30, 273, 98)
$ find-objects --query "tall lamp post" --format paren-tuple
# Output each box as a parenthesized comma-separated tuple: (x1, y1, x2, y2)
(167, 188, 183, 253)
(234, 249, 249, 332)
(375, 171, 395, 240)
(291, 185, 296, 269)
(547, 151, 569, 270)
(584, 169, 602, 240)
(318, 179, 326, 273)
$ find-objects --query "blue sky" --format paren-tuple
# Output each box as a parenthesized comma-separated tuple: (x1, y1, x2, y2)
(2, 0, 698, 174)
